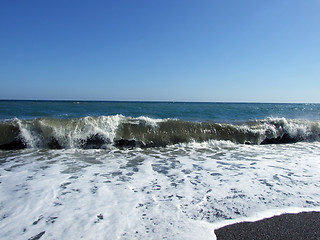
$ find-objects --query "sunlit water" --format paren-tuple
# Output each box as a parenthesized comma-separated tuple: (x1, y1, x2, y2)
(1, 141, 320, 239)
(1, 101, 320, 239)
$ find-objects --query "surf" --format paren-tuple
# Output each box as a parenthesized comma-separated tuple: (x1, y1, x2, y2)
(0, 115, 319, 150)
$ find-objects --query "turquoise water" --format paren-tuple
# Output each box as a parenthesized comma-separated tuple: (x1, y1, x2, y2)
(1, 100, 320, 149)
(1, 100, 320, 122)
(1, 100, 320, 239)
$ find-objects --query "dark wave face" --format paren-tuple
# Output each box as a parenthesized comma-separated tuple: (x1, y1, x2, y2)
(0, 115, 319, 150)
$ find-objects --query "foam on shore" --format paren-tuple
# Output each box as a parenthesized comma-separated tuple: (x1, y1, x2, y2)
(1, 141, 320, 239)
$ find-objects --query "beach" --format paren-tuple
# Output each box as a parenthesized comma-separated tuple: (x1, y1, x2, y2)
(1, 101, 320, 239)
(2, 0, 320, 238)
(215, 211, 320, 240)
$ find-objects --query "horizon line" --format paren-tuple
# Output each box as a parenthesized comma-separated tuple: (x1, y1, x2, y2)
(0, 99, 319, 104)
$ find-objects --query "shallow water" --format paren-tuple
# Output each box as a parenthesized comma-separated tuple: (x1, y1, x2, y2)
(1, 141, 320, 239)
(1, 101, 320, 239)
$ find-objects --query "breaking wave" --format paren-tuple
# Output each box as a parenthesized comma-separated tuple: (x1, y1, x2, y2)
(0, 115, 319, 150)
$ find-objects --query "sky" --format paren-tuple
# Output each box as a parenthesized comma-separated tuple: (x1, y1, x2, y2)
(0, 0, 319, 102)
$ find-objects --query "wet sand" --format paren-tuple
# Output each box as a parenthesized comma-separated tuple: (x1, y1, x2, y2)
(215, 211, 320, 240)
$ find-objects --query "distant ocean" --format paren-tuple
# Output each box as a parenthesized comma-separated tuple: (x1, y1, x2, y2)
(1, 100, 320, 239)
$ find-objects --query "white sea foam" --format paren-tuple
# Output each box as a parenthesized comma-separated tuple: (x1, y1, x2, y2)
(2, 116, 320, 150)
(135, 116, 167, 126)
(0, 141, 320, 239)
(263, 117, 320, 139)
(17, 115, 125, 148)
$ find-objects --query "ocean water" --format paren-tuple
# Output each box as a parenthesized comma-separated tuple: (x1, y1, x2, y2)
(0, 101, 320, 239)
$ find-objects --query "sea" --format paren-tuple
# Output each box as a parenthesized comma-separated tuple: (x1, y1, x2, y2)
(0, 100, 320, 240)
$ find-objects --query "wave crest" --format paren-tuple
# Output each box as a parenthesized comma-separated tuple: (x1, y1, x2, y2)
(0, 116, 319, 150)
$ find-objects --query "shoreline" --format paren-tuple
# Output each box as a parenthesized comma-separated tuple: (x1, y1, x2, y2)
(214, 211, 320, 240)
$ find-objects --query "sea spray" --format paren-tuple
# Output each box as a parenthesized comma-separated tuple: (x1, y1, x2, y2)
(1, 116, 319, 150)
(1, 101, 320, 240)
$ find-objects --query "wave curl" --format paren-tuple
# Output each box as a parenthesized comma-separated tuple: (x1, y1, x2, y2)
(0, 116, 319, 150)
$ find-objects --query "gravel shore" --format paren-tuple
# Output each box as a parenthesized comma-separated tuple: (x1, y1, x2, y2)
(215, 211, 320, 240)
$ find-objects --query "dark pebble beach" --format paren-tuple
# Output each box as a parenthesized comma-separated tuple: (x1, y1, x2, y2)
(215, 211, 320, 240)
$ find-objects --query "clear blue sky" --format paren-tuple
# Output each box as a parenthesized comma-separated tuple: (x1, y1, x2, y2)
(1, 0, 319, 102)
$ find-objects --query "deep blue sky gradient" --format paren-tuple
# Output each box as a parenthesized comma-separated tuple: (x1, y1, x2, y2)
(1, 0, 319, 102)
